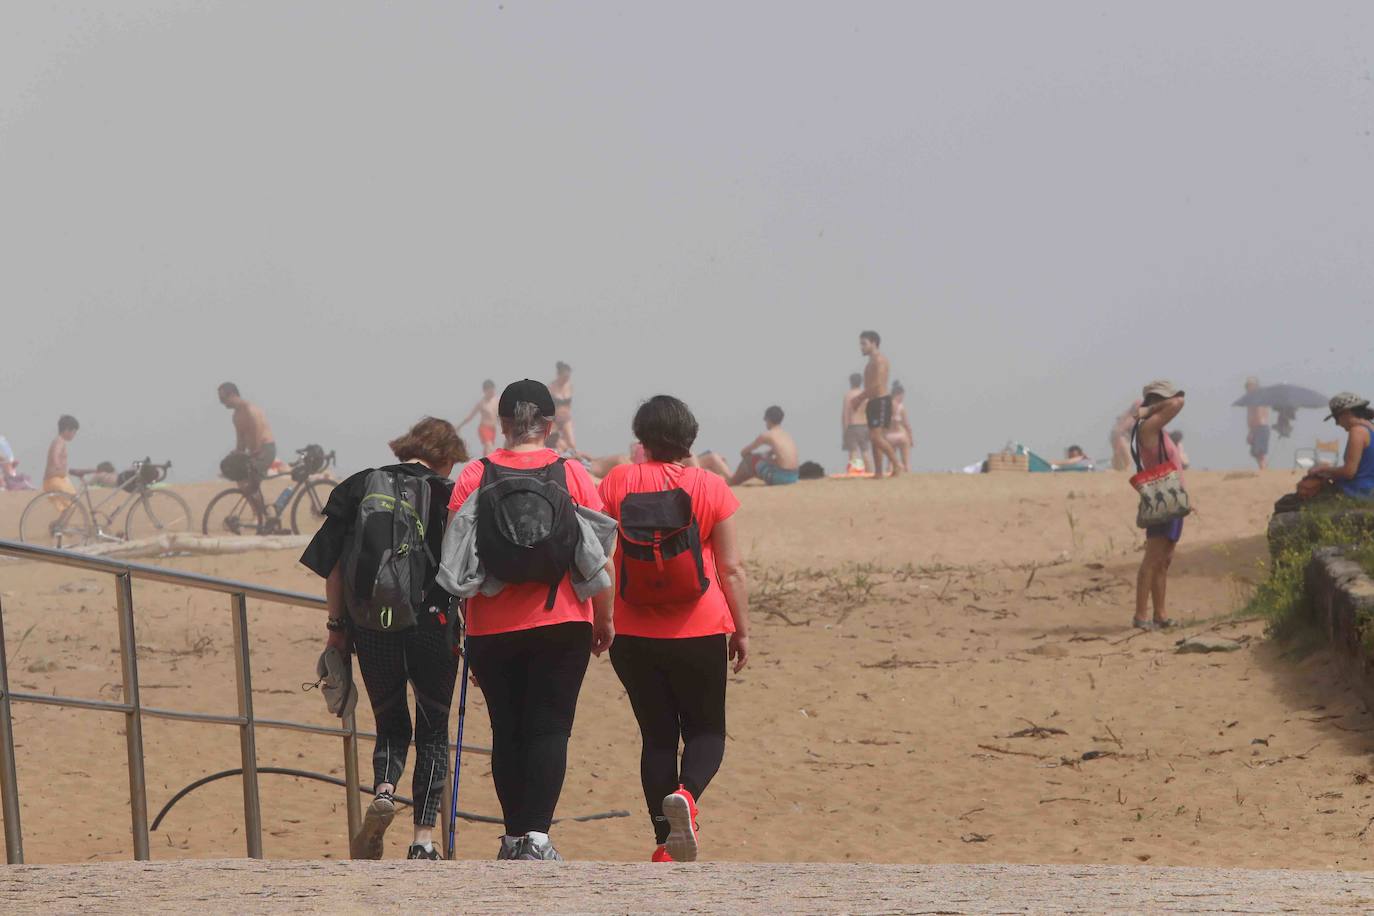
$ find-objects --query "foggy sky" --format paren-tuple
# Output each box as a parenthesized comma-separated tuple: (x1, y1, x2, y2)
(3, 1, 1371, 481)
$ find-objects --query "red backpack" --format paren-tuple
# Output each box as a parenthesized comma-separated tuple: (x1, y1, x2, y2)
(617, 474, 709, 606)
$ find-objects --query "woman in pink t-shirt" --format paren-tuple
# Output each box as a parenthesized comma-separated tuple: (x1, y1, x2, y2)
(447, 380, 614, 862)
(598, 396, 751, 863)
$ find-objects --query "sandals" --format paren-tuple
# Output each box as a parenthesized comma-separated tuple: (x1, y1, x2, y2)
(1131, 618, 1154, 631)
(1153, 618, 1179, 630)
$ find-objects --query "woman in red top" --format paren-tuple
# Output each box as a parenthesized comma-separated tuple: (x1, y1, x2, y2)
(598, 395, 751, 863)
(447, 380, 614, 862)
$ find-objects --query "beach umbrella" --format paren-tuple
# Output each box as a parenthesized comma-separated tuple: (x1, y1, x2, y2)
(1231, 384, 1329, 410)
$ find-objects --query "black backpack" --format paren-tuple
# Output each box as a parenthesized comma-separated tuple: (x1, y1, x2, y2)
(475, 458, 579, 609)
(341, 469, 434, 631)
(617, 485, 709, 606)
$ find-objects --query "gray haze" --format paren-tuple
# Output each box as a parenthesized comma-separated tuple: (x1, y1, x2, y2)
(3, 2, 1371, 481)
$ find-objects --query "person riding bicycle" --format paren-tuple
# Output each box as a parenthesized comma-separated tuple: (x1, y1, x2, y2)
(217, 382, 277, 531)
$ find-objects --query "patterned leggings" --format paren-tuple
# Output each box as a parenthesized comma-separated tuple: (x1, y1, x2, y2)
(352, 624, 460, 826)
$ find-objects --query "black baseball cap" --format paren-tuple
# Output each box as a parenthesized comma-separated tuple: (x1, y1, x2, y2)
(498, 379, 556, 418)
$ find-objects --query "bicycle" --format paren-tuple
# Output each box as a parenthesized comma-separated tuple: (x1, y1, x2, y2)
(202, 445, 338, 537)
(19, 459, 193, 549)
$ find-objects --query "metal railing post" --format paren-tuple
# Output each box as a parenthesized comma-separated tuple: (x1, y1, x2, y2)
(343, 710, 362, 843)
(115, 573, 151, 861)
(230, 592, 263, 858)
(0, 590, 25, 863)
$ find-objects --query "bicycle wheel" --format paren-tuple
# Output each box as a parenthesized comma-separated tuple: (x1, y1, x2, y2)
(202, 488, 260, 537)
(19, 491, 94, 549)
(291, 478, 338, 535)
(125, 489, 194, 541)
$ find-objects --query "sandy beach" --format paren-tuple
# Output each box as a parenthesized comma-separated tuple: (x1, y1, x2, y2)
(2, 468, 1372, 870)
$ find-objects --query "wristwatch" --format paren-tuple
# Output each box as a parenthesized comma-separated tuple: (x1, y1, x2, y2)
(326, 617, 347, 632)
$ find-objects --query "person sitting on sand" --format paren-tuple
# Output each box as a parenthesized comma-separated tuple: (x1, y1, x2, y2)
(86, 461, 120, 488)
(885, 382, 914, 473)
(1294, 393, 1374, 501)
(841, 373, 871, 473)
(458, 379, 499, 457)
(597, 395, 750, 863)
(1169, 431, 1191, 470)
(1132, 381, 1186, 631)
(730, 406, 800, 486)
(1052, 445, 1093, 471)
(43, 415, 94, 496)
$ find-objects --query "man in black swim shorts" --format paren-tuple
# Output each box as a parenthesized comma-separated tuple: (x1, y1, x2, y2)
(859, 330, 902, 477)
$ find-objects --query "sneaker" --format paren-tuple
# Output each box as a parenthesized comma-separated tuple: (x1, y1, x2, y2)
(514, 834, 564, 861)
(497, 835, 521, 861)
(349, 792, 396, 860)
(651, 844, 674, 863)
(406, 842, 440, 860)
(662, 786, 699, 862)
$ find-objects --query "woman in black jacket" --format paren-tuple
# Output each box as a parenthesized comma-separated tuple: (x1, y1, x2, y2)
(301, 417, 467, 861)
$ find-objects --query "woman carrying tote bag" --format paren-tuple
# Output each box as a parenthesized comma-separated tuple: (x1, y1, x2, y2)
(1130, 380, 1188, 632)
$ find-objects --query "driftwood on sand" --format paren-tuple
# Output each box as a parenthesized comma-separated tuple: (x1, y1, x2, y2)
(74, 532, 312, 560)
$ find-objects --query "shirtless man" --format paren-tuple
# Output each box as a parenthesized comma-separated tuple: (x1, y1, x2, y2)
(217, 382, 276, 528)
(547, 362, 576, 452)
(458, 379, 499, 456)
(730, 406, 800, 486)
(841, 373, 871, 473)
(1245, 377, 1270, 470)
(43, 415, 94, 496)
(857, 330, 902, 478)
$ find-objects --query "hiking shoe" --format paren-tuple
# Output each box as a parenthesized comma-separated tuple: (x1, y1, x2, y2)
(662, 786, 699, 862)
(349, 792, 396, 860)
(496, 836, 521, 860)
(406, 843, 440, 860)
(651, 844, 674, 863)
(514, 834, 564, 861)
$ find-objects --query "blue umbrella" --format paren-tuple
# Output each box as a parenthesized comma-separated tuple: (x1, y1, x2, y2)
(1231, 384, 1328, 410)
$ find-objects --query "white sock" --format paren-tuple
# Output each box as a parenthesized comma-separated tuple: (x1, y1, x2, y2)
(417, 841, 434, 852)
(504, 835, 523, 843)
(526, 831, 550, 845)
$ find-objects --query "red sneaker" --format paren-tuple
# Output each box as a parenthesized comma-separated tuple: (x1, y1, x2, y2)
(651, 844, 674, 863)
(661, 785, 699, 862)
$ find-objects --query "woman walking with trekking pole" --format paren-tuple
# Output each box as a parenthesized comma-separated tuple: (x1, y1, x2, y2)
(597, 396, 750, 862)
(439, 379, 615, 862)
(300, 417, 467, 861)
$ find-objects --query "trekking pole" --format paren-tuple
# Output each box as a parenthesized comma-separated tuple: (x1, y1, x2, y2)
(446, 638, 469, 861)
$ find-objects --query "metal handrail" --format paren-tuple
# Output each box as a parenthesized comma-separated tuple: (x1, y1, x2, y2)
(0, 536, 483, 865)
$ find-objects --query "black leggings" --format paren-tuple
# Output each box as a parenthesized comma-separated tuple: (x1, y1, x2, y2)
(609, 634, 727, 844)
(352, 624, 459, 827)
(465, 621, 592, 836)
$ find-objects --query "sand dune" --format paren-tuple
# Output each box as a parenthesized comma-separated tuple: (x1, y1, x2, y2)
(3, 467, 1371, 870)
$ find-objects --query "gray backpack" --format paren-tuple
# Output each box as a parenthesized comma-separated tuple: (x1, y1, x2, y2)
(342, 469, 434, 631)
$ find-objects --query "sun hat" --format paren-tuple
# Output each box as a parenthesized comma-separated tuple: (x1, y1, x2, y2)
(1142, 380, 1184, 401)
(1325, 392, 1370, 421)
(498, 379, 557, 418)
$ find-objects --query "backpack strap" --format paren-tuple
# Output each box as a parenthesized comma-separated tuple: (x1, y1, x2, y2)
(545, 458, 570, 611)
(1129, 421, 1144, 473)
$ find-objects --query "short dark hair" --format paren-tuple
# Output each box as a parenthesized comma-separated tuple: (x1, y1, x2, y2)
(632, 395, 698, 462)
(764, 405, 785, 425)
(849, 373, 862, 388)
(555, 361, 571, 373)
(218, 382, 240, 398)
(97, 461, 115, 473)
(1355, 406, 1374, 421)
(860, 330, 881, 346)
(58, 415, 79, 433)
(1169, 431, 1184, 443)
(892, 381, 905, 396)
(1066, 445, 1084, 456)
(482, 379, 495, 389)
(389, 416, 468, 466)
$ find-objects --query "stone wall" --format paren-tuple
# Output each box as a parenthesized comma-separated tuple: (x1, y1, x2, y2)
(1305, 547, 1374, 707)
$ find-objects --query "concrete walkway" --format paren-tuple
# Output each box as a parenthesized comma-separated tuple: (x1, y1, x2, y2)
(5, 860, 1373, 913)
